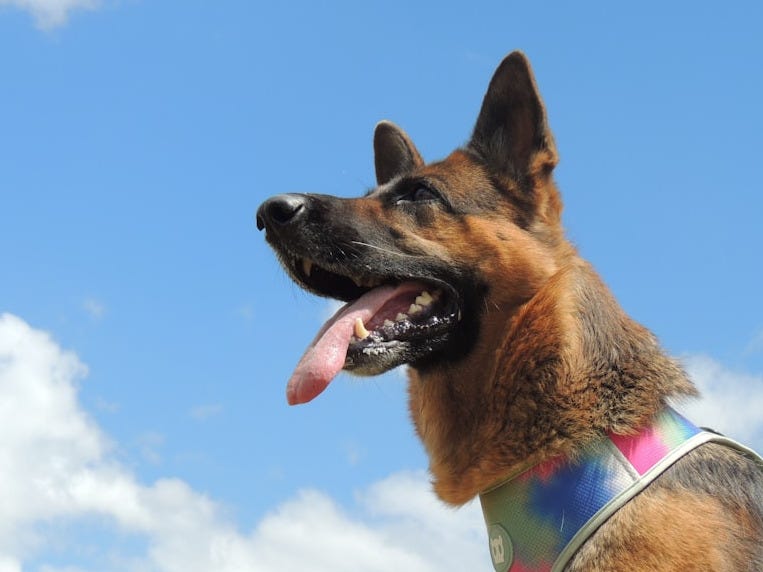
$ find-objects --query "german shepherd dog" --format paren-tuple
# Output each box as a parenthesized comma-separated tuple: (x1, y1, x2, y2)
(257, 52, 763, 570)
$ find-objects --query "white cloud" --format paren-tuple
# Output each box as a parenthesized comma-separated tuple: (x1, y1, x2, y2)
(0, 313, 488, 571)
(676, 354, 763, 450)
(248, 486, 487, 572)
(356, 471, 488, 570)
(0, 0, 99, 29)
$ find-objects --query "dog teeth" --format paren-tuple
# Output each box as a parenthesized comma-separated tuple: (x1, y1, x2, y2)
(383, 319, 395, 328)
(395, 313, 408, 322)
(415, 291, 433, 307)
(301, 258, 314, 277)
(354, 318, 370, 340)
(407, 291, 435, 315)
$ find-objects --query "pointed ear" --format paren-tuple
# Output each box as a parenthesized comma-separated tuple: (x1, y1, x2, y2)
(469, 52, 557, 182)
(373, 120, 424, 185)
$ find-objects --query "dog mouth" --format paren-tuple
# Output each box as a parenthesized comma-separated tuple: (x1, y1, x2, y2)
(279, 253, 461, 405)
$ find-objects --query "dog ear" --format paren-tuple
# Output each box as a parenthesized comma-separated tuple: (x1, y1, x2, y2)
(374, 120, 424, 185)
(469, 52, 558, 182)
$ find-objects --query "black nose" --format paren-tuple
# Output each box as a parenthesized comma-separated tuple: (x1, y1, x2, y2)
(256, 194, 308, 231)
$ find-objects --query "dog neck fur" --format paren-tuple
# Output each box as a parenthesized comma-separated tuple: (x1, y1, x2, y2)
(409, 258, 696, 505)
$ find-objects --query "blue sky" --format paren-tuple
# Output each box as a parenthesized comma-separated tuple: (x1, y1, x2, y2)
(1, 1, 762, 570)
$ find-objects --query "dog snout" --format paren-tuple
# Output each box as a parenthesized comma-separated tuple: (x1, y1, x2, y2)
(256, 193, 309, 232)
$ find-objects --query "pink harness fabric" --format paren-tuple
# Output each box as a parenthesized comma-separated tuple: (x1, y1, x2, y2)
(608, 410, 697, 475)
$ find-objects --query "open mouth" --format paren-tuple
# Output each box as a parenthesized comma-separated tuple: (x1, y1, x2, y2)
(289, 253, 461, 356)
(278, 252, 462, 404)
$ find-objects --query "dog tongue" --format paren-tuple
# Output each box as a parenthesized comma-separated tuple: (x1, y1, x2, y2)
(286, 285, 398, 405)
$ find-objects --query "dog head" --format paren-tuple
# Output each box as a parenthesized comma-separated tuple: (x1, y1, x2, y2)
(257, 52, 565, 405)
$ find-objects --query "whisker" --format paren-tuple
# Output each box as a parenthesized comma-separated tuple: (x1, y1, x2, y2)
(349, 240, 420, 259)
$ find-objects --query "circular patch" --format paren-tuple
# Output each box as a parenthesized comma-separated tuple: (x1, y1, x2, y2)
(487, 523, 513, 572)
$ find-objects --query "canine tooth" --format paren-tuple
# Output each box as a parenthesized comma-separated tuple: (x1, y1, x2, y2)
(395, 313, 408, 322)
(302, 259, 314, 277)
(383, 319, 395, 328)
(354, 318, 370, 339)
(409, 303, 423, 315)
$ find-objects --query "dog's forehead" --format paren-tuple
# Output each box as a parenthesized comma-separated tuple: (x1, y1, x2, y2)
(418, 151, 491, 192)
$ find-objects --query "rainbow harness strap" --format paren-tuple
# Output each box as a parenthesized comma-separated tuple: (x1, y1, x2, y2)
(479, 407, 763, 572)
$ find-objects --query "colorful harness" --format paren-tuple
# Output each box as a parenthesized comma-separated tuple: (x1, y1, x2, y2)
(479, 407, 763, 572)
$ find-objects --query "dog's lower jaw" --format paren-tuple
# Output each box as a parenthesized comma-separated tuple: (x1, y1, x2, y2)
(408, 260, 697, 506)
(344, 340, 407, 376)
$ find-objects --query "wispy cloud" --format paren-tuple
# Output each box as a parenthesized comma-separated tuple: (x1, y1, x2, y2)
(82, 297, 106, 320)
(189, 403, 223, 421)
(93, 396, 119, 413)
(745, 328, 763, 356)
(0, 0, 99, 29)
(235, 303, 254, 322)
(136, 431, 165, 465)
(342, 439, 365, 466)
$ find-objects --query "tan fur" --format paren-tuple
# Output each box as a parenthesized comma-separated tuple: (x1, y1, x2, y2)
(571, 488, 752, 571)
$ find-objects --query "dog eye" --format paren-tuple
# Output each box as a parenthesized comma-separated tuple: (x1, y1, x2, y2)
(399, 185, 438, 203)
(413, 186, 437, 201)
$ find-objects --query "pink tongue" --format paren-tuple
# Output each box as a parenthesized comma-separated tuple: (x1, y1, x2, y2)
(286, 284, 404, 405)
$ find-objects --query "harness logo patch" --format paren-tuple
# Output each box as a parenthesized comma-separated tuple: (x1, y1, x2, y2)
(488, 523, 513, 572)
